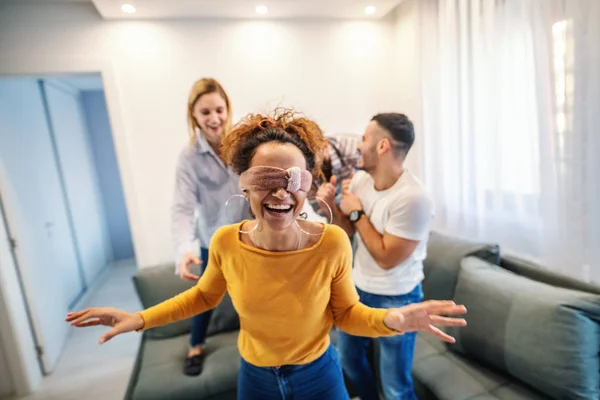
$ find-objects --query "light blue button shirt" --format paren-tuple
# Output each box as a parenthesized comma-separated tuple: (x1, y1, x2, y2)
(171, 131, 249, 269)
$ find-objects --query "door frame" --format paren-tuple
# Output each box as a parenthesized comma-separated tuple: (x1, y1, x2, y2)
(0, 167, 45, 395)
(0, 58, 141, 395)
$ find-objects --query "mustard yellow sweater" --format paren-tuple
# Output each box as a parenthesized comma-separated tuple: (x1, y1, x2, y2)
(139, 222, 395, 366)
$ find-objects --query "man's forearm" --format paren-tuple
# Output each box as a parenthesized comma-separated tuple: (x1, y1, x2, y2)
(354, 217, 412, 270)
(354, 217, 387, 267)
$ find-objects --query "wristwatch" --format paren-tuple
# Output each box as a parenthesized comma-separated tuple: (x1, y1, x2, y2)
(349, 209, 365, 223)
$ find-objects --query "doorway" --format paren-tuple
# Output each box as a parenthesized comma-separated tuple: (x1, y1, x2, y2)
(0, 73, 135, 387)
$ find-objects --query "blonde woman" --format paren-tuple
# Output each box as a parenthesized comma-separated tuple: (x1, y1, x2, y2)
(172, 78, 248, 375)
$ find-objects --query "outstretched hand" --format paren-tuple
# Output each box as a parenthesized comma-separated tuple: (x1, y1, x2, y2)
(383, 300, 467, 343)
(65, 307, 144, 344)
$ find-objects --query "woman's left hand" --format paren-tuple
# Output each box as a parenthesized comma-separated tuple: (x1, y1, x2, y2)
(383, 300, 467, 343)
(65, 307, 145, 344)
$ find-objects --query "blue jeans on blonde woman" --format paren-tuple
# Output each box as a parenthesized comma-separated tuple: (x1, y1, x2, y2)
(237, 344, 350, 400)
(190, 248, 214, 347)
(185, 247, 214, 375)
(337, 284, 423, 400)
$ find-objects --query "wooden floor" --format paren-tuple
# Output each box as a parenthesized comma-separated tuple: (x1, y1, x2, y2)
(13, 260, 141, 400)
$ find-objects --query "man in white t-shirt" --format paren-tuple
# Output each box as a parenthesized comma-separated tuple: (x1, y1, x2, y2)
(317, 113, 433, 400)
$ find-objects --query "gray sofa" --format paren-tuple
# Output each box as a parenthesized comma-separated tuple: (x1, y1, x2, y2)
(125, 232, 600, 400)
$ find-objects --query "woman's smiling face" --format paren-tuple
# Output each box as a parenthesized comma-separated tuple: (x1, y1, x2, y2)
(245, 142, 308, 231)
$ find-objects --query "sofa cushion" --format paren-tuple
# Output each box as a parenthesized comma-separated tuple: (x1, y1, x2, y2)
(414, 332, 448, 362)
(132, 263, 240, 339)
(413, 351, 546, 400)
(130, 331, 240, 400)
(447, 257, 600, 400)
(413, 333, 546, 400)
(501, 255, 600, 295)
(423, 232, 500, 301)
(467, 384, 550, 400)
(132, 263, 195, 339)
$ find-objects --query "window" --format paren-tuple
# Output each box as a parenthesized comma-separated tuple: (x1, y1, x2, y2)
(552, 20, 575, 166)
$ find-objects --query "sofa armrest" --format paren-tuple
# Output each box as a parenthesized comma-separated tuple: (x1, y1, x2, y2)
(423, 231, 500, 301)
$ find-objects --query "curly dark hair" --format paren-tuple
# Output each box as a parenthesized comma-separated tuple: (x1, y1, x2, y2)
(221, 108, 328, 180)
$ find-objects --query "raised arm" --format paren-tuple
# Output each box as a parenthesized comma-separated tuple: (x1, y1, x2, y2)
(172, 148, 201, 271)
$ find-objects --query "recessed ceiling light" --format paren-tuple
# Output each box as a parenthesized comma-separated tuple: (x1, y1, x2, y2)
(121, 4, 136, 14)
(255, 5, 268, 14)
(365, 6, 376, 15)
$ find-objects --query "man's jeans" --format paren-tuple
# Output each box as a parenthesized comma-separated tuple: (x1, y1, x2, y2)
(337, 284, 423, 400)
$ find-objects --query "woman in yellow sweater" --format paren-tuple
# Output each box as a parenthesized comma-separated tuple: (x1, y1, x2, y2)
(66, 109, 466, 400)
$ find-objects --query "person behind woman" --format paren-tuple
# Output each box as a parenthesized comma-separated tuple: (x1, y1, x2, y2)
(66, 109, 467, 400)
(306, 136, 358, 217)
(172, 78, 248, 375)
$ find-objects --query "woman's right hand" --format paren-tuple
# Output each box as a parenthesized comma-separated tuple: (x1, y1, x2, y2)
(65, 307, 144, 344)
(179, 252, 202, 281)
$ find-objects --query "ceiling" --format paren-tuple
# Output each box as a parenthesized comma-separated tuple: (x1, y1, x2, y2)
(89, 0, 404, 20)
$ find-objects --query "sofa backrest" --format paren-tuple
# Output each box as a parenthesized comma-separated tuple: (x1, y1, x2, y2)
(132, 263, 239, 340)
(501, 254, 600, 295)
(423, 231, 500, 300)
(448, 256, 600, 400)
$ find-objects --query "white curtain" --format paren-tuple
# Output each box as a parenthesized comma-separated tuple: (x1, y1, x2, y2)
(418, 0, 600, 282)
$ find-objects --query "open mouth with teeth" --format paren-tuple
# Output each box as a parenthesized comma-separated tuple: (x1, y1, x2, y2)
(264, 204, 294, 217)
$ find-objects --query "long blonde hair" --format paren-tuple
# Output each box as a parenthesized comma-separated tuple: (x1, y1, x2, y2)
(187, 78, 233, 145)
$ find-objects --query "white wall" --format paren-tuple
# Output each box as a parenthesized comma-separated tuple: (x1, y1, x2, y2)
(0, 1, 400, 268)
(392, 0, 424, 178)
(81, 90, 135, 261)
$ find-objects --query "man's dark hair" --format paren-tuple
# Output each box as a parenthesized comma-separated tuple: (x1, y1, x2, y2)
(371, 113, 414, 157)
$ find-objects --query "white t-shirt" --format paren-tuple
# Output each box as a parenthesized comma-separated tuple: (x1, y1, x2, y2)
(350, 169, 434, 296)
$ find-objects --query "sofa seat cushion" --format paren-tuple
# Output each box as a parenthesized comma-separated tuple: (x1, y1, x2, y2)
(447, 257, 600, 400)
(414, 332, 448, 362)
(130, 331, 240, 400)
(467, 384, 551, 400)
(413, 347, 547, 400)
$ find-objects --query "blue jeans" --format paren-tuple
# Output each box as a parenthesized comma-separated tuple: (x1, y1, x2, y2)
(237, 344, 350, 400)
(337, 284, 423, 400)
(190, 247, 213, 347)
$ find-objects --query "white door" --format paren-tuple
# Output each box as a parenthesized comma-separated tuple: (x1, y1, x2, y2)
(0, 78, 84, 373)
(43, 80, 111, 284)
